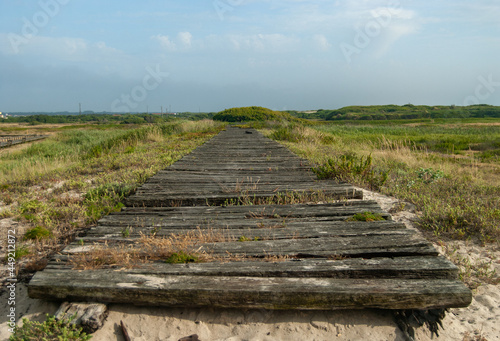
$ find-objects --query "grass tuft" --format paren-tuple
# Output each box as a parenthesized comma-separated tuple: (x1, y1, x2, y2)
(23, 226, 52, 240)
(165, 251, 200, 264)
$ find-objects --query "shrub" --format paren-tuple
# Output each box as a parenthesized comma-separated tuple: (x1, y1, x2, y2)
(313, 152, 389, 190)
(84, 183, 135, 223)
(24, 226, 52, 240)
(9, 314, 92, 341)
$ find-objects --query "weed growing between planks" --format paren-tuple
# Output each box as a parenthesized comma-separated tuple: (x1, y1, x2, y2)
(69, 225, 295, 269)
(69, 227, 235, 269)
(220, 189, 348, 206)
(0, 120, 225, 273)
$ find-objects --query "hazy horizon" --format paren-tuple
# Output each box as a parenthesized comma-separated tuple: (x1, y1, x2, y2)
(1, 1, 499, 113)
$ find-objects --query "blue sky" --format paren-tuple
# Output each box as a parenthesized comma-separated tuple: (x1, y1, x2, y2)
(0, 0, 499, 113)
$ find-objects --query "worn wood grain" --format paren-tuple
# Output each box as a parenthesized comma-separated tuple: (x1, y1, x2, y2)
(45, 256, 459, 280)
(28, 271, 472, 310)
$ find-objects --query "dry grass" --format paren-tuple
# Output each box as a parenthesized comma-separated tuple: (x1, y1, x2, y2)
(69, 227, 235, 270)
(68, 224, 300, 269)
(220, 177, 260, 194)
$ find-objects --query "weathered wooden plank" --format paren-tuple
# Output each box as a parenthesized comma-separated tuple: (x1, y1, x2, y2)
(126, 192, 364, 207)
(120, 201, 384, 214)
(84, 221, 407, 240)
(45, 256, 459, 280)
(28, 271, 472, 310)
(199, 234, 438, 258)
(120, 202, 379, 219)
(133, 184, 359, 193)
(60, 233, 437, 259)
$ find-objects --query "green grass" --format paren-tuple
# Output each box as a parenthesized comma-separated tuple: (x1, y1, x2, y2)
(315, 121, 500, 159)
(165, 251, 200, 264)
(23, 226, 52, 240)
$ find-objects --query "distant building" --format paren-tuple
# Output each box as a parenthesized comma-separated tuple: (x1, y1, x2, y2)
(0, 112, 4, 118)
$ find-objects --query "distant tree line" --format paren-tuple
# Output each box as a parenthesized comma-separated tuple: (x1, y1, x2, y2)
(288, 105, 500, 121)
(0, 113, 180, 125)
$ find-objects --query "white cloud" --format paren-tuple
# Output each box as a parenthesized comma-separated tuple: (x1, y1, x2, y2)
(313, 34, 331, 51)
(178, 31, 192, 48)
(153, 34, 176, 51)
(153, 31, 193, 51)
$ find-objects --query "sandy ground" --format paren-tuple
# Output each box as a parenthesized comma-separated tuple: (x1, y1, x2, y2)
(1, 188, 498, 341)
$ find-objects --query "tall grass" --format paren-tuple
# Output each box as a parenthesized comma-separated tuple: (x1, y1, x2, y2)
(315, 122, 500, 161)
(0, 121, 220, 184)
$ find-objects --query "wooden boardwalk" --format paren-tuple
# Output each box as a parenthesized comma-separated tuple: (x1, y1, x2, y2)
(0, 134, 47, 148)
(28, 127, 471, 310)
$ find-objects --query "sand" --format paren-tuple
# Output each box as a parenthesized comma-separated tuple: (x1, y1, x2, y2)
(1, 188, 498, 341)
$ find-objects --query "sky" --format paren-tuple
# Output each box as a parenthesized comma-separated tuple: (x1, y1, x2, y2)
(0, 0, 499, 113)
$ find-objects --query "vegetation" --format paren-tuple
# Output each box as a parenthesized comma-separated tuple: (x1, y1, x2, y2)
(1, 113, 174, 125)
(313, 119, 500, 161)
(165, 251, 200, 264)
(312, 152, 388, 190)
(23, 226, 52, 240)
(309, 104, 500, 121)
(261, 120, 500, 243)
(9, 314, 92, 341)
(213, 106, 296, 122)
(0, 120, 225, 271)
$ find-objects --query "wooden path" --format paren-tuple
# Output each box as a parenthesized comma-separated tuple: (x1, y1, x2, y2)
(28, 127, 471, 310)
(0, 134, 47, 148)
